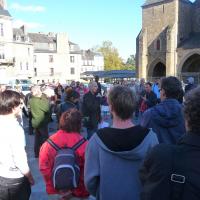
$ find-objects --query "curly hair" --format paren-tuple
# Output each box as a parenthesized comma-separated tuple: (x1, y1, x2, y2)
(184, 86, 200, 133)
(59, 108, 81, 133)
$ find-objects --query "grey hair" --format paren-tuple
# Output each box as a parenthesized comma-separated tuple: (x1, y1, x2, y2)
(88, 81, 97, 91)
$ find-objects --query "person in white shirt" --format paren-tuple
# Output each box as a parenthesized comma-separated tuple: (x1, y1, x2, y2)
(0, 90, 34, 200)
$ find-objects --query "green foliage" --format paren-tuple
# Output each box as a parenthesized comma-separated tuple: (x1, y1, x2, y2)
(98, 41, 124, 71)
(123, 54, 136, 70)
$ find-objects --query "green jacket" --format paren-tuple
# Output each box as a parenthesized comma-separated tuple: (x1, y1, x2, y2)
(29, 95, 51, 129)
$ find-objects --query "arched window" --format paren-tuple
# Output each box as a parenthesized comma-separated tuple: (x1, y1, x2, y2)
(156, 39, 161, 51)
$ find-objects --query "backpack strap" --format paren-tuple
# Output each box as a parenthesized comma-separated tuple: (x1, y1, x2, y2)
(47, 138, 61, 151)
(71, 138, 86, 151)
(170, 147, 185, 200)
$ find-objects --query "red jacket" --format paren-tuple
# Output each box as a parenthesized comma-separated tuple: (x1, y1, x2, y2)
(39, 130, 89, 197)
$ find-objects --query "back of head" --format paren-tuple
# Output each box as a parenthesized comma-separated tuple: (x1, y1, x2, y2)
(31, 85, 42, 97)
(187, 77, 194, 84)
(184, 86, 200, 133)
(0, 90, 21, 115)
(108, 85, 137, 120)
(66, 87, 80, 101)
(59, 108, 81, 133)
(161, 76, 182, 99)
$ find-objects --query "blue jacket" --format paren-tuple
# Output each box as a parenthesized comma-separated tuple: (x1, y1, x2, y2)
(140, 98, 185, 144)
(84, 126, 158, 200)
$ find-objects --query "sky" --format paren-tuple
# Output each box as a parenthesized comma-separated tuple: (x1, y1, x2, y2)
(6, 0, 145, 60)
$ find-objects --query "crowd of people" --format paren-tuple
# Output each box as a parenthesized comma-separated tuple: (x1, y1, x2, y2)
(0, 75, 199, 200)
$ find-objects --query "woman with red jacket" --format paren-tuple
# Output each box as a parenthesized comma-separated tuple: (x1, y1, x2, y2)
(39, 108, 89, 200)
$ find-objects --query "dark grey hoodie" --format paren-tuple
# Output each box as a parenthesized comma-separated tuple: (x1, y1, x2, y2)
(84, 125, 158, 200)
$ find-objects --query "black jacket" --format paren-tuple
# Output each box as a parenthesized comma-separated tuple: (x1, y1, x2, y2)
(82, 91, 101, 129)
(140, 133, 200, 200)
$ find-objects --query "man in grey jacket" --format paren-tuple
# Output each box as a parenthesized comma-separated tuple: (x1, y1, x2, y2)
(84, 85, 158, 200)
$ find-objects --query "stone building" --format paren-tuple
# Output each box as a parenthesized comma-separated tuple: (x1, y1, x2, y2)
(136, 0, 200, 83)
(0, 0, 104, 84)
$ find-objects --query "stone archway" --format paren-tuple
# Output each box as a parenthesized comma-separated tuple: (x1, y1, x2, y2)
(152, 62, 166, 77)
(182, 54, 200, 72)
(148, 61, 166, 80)
(181, 54, 200, 83)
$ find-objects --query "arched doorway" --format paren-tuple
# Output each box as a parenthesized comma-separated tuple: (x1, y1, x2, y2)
(152, 62, 166, 77)
(181, 54, 200, 83)
(182, 54, 200, 72)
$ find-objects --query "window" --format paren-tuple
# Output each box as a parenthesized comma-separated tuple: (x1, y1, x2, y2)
(0, 23, 4, 36)
(20, 62, 23, 70)
(49, 55, 54, 63)
(34, 55, 37, 63)
(70, 67, 75, 74)
(156, 39, 161, 51)
(70, 56, 75, 63)
(34, 68, 37, 76)
(50, 68, 54, 76)
(26, 62, 29, 70)
(28, 48, 30, 56)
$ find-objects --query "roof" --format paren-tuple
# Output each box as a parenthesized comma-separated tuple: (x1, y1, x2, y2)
(81, 50, 103, 60)
(13, 28, 24, 36)
(142, 0, 165, 7)
(81, 70, 136, 79)
(69, 41, 77, 45)
(0, 8, 11, 17)
(178, 33, 200, 49)
(143, 0, 191, 7)
(28, 33, 55, 43)
(34, 49, 57, 53)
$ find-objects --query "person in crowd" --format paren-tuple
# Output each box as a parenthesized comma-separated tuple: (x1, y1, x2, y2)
(94, 76, 101, 96)
(39, 108, 89, 200)
(25, 89, 34, 135)
(140, 86, 200, 200)
(0, 84, 6, 93)
(141, 76, 185, 144)
(29, 85, 51, 158)
(54, 83, 64, 110)
(185, 76, 197, 94)
(76, 83, 88, 103)
(139, 82, 157, 113)
(84, 85, 158, 200)
(0, 90, 34, 200)
(82, 81, 101, 139)
(152, 79, 160, 103)
(58, 88, 80, 119)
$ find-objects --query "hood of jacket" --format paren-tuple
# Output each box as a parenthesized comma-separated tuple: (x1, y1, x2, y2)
(94, 126, 158, 161)
(152, 99, 183, 128)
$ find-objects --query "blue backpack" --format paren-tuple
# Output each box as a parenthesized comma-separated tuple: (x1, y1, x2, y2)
(47, 137, 86, 191)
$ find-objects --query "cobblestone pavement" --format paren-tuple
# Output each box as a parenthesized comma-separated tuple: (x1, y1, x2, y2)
(24, 115, 58, 200)
(24, 114, 138, 200)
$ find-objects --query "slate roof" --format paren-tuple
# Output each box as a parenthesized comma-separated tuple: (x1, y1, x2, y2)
(28, 33, 55, 43)
(34, 49, 57, 53)
(13, 28, 24, 36)
(81, 50, 103, 60)
(81, 70, 136, 79)
(143, 0, 191, 7)
(178, 33, 200, 49)
(142, 0, 165, 7)
(0, 8, 11, 17)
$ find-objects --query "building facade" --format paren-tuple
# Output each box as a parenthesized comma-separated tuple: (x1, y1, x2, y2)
(0, 1, 104, 84)
(136, 0, 200, 83)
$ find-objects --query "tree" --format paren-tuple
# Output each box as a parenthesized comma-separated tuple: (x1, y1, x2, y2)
(98, 41, 124, 71)
(123, 54, 136, 70)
